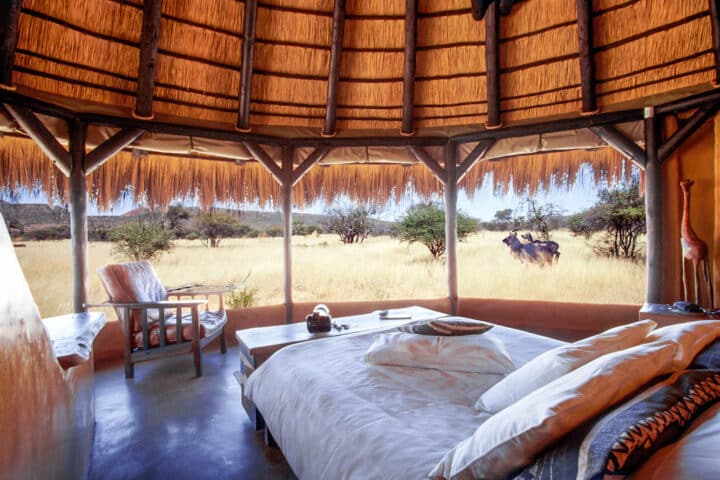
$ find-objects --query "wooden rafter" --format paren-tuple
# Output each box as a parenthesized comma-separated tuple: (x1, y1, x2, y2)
(590, 126, 646, 169)
(237, 0, 258, 132)
(710, 0, 720, 84)
(658, 102, 720, 162)
(457, 139, 494, 182)
(133, 0, 163, 120)
(3, 103, 71, 176)
(291, 145, 332, 186)
(85, 128, 146, 173)
(323, 0, 345, 137)
(406, 145, 446, 184)
(401, 0, 418, 135)
(485, 2, 501, 128)
(0, 0, 22, 90)
(576, 0, 598, 113)
(242, 141, 282, 183)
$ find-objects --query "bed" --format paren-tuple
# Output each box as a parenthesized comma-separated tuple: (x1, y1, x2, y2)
(245, 310, 720, 480)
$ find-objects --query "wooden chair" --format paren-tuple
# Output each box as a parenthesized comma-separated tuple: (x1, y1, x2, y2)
(96, 261, 227, 378)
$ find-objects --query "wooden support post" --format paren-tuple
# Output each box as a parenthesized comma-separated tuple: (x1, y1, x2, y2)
(485, 2, 501, 128)
(406, 145, 446, 184)
(445, 143, 459, 315)
(69, 118, 89, 313)
(576, 0, 597, 114)
(237, 0, 258, 132)
(323, 0, 345, 137)
(457, 139, 494, 182)
(590, 126, 646, 169)
(0, 0, 22, 90)
(643, 108, 663, 304)
(281, 146, 293, 324)
(134, 0, 163, 120)
(401, 0, 418, 135)
(658, 102, 720, 162)
(710, 0, 720, 85)
(3, 103, 71, 176)
(85, 128, 145, 173)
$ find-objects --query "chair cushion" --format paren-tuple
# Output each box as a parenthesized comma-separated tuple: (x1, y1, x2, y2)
(132, 310, 227, 349)
(97, 261, 168, 333)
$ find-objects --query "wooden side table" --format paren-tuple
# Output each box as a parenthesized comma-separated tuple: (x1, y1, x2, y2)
(234, 306, 446, 429)
(639, 303, 713, 327)
(41, 312, 106, 369)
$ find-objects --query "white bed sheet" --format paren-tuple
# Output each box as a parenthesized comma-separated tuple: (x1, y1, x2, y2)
(245, 318, 564, 480)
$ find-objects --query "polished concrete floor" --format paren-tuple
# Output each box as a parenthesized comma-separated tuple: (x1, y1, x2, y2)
(89, 346, 296, 480)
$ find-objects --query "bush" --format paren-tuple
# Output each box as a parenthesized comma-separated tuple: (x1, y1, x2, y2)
(194, 212, 240, 248)
(108, 219, 174, 261)
(326, 205, 377, 244)
(264, 226, 284, 237)
(25, 224, 71, 241)
(396, 203, 476, 258)
(226, 285, 259, 309)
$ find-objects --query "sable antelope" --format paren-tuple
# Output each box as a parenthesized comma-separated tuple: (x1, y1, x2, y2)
(502, 232, 554, 266)
(521, 233, 561, 262)
(680, 180, 714, 308)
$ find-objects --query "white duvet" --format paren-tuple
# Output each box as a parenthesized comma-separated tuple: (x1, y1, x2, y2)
(245, 319, 564, 480)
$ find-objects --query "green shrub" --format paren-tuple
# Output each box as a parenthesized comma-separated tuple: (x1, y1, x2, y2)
(194, 212, 240, 248)
(108, 219, 174, 261)
(25, 224, 71, 241)
(226, 285, 259, 309)
(264, 226, 284, 237)
(396, 203, 476, 258)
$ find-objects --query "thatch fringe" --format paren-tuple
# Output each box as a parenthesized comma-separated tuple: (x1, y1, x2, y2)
(1, 136, 630, 211)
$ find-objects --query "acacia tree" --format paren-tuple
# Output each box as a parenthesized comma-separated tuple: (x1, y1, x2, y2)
(109, 218, 174, 261)
(326, 205, 377, 244)
(568, 180, 645, 259)
(396, 203, 476, 258)
(520, 198, 563, 240)
(194, 212, 239, 248)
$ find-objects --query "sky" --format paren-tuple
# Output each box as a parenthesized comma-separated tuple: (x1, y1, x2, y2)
(2, 163, 615, 222)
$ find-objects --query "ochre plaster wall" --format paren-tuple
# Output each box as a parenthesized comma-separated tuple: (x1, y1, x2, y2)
(0, 219, 95, 479)
(662, 116, 718, 308)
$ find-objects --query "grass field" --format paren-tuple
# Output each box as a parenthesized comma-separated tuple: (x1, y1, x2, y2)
(15, 231, 646, 318)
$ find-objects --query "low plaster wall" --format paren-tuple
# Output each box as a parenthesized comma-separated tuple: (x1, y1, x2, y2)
(94, 297, 642, 363)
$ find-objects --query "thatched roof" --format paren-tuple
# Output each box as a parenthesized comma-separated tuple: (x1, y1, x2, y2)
(0, 1, 714, 207)
(4, 0, 714, 136)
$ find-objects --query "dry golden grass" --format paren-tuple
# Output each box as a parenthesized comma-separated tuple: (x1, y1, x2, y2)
(15, 231, 645, 318)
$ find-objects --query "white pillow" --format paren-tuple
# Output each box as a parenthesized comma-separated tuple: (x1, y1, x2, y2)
(475, 319, 657, 412)
(363, 332, 514, 374)
(430, 341, 678, 480)
(644, 320, 720, 369)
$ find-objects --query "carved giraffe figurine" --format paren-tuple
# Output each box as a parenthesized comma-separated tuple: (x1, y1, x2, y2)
(679, 179, 714, 308)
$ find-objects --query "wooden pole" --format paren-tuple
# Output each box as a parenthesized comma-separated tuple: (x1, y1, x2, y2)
(291, 145, 332, 186)
(406, 145, 446, 183)
(658, 102, 720, 162)
(485, 2, 501, 128)
(576, 0, 597, 113)
(323, 0, 345, 137)
(0, 0, 22, 89)
(445, 143, 458, 315)
(134, 0, 163, 120)
(85, 128, 145, 173)
(710, 0, 720, 85)
(243, 141, 283, 183)
(281, 146, 294, 324)
(69, 117, 89, 313)
(590, 126, 646, 169)
(237, 0, 258, 132)
(401, 0, 418, 135)
(643, 107, 663, 304)
(457, 139, 494, 182)
(3, 103, 71, 176)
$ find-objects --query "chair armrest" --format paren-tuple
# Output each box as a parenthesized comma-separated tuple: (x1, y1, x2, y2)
(85, 299, 207, 309)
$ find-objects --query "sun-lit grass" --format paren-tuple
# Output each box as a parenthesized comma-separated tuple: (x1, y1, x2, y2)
(15, 231, 646, 318)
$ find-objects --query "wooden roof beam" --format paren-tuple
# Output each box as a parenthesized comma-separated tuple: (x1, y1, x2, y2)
(710, 0, 720, 85)
(457, 139, 495, 182)
(485, 2, 501, 128)
(3, 103, 71, 176)
(85, 128, 146, 174)
(0, 0, 22, 90)
(243, 141, 282, 184)
(291, 145, 332, 186)
(590, 126, 646, 169)
(401, 0, 418, 136)
(323, 0, 345, 137)
(576, 0, 598, 114)
(406, 145, 445, 184)
(133, 0, 163, 120)
(237, 0, 258, 132)
(658, 101, 720, 162)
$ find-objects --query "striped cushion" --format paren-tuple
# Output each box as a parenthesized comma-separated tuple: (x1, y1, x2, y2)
(399, 317, 492, 336)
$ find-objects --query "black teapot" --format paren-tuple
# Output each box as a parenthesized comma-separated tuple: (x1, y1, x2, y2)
(306, 304, 332, 333)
